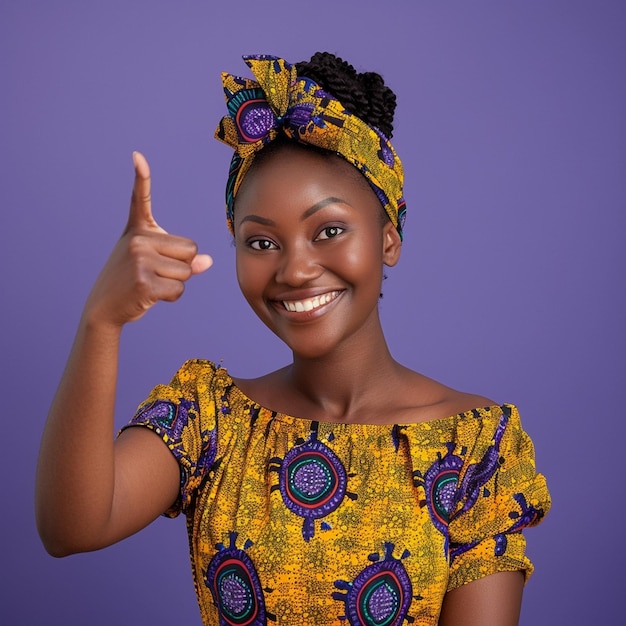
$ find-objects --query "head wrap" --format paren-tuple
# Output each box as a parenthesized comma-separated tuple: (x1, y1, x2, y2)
(215, 55, 406, 239)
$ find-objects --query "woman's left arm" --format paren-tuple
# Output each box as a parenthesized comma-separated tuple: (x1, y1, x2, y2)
(438, 571, 524, 626)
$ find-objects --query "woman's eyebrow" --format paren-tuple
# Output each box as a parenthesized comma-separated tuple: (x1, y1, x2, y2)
(239, 214, 276, 226)
(239, 197, 351, 227)
(301, 197, 351, 220)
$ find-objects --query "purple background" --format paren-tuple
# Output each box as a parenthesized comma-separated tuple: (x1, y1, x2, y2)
(2, 1, 624, 624)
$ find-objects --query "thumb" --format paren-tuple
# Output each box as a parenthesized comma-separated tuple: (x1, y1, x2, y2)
(190, 253, 213, 275)
(126, 151, 163, 232)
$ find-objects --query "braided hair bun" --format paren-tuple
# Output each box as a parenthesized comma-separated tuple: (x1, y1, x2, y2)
(296, 52, 397, 139)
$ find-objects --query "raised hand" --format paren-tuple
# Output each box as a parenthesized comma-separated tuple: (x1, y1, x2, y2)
(36, 152, 213, 556)
(84, 152, 212, 328)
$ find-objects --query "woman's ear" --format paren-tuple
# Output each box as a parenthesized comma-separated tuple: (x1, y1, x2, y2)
(382, 221, 402, 267)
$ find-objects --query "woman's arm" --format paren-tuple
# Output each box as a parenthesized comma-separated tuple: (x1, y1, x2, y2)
(438, 571, 524, 626)
(35, 153, 212, 556)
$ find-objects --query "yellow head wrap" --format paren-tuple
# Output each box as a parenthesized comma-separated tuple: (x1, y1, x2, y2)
(215, 55, 406, 239)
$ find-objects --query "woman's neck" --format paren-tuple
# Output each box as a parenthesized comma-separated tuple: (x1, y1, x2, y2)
(284, 319, 403, 422)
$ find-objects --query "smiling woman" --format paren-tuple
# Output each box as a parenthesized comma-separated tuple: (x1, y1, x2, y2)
(233, 143, 400, 362)
(35, 52, 550, 626)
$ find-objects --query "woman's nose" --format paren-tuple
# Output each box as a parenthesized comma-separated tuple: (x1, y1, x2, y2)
(275, 243, 322, 286)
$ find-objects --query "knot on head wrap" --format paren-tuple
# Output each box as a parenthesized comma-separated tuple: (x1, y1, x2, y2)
(215, 55, 406, 240)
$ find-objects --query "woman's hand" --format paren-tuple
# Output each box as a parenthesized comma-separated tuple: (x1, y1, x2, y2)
(84, 151, 212, 328)
(36, 152, 210, 556)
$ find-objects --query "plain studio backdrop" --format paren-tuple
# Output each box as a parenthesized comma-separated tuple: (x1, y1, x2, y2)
(1, 1, 624, 624)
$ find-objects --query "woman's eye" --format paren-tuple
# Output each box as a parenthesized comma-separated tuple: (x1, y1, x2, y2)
(249, 239, 278, 251)
(316, 226, 344, 241)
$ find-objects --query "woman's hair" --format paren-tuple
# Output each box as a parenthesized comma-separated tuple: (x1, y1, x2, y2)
(296, 52, 397, 139)
(246, 52, 398, 170)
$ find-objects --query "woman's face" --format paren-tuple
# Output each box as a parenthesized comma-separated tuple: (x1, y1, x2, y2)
(233, 145, 401, 359)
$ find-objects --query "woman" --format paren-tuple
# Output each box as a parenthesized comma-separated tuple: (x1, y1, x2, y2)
(35, 53, 550, 625)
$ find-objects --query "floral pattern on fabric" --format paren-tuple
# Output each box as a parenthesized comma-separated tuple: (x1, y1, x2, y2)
(122, 360, 550, 625)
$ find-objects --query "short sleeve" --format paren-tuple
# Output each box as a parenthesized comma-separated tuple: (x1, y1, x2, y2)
(447, 404, 551, 590)
(119, 359, 220, 517)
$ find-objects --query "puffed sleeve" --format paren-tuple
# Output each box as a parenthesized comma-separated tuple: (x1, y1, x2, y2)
(119, 359, 220, 517)
(446, 404, 550, 590)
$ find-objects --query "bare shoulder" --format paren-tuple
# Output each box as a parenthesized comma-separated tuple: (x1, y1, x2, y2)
(232, 364, 498, 425)
(393, 366, 497, 423)
(231, 368, 286, 400)
(231, 367, 300, 414)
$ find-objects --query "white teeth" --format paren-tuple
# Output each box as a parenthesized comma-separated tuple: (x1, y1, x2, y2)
(283, 291, 339, 313)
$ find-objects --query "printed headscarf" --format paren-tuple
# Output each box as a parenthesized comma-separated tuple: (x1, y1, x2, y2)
(215, 55, 406, 239)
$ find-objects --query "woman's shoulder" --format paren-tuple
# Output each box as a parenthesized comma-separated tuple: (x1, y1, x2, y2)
(227, 363, 499, 426)
(171, 359, 502, 427)
(386, 365, 498, 425)
(163, 358, 232, 392)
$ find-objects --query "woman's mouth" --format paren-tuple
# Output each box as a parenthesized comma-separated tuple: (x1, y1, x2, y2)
(281, 291, 341, 313)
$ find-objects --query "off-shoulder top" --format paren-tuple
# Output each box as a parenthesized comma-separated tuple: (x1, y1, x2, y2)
(123, 359, 550, 626)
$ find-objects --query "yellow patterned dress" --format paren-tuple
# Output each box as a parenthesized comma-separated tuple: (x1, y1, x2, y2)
(123, 359, 550, 626)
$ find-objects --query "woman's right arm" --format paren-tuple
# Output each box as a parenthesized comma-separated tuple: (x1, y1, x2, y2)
(35, 152, 212, 556)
